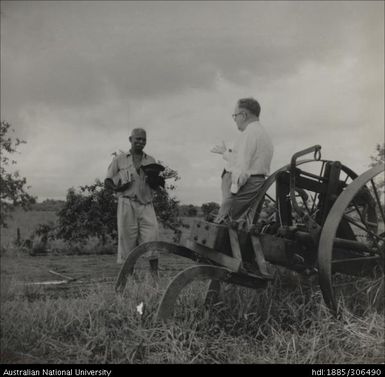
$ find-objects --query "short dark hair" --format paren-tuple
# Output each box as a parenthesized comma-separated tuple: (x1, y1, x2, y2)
(238, 98, 261, 118)
(131, 128, 146, 136)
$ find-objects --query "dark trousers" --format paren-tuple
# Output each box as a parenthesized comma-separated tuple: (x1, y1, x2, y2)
(215, 174, 265, 223)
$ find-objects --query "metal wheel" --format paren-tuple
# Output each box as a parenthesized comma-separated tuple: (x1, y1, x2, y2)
(318, 163, 385, 316)
(156, 265, 232, 321)
(114, 241, 211, 293)
(248, 159, 359, 231)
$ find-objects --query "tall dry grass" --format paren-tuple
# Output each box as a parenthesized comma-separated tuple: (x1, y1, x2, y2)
(1, 267, 384, 364)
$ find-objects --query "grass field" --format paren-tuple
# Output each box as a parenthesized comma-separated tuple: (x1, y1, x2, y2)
(1, 250, 384, 364)
(0, 208, 58, 249)
(0, 211, 384, 364)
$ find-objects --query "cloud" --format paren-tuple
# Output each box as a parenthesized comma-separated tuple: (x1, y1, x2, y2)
(3, 1, 383, 114)
(1, 1, 383, 204)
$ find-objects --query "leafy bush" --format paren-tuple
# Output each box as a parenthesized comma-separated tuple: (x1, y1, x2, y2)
(56, 181, 117, 246)
(53, 165, 181, 246)
(0, 121, 36, 228)
(201, 202, 220, 220)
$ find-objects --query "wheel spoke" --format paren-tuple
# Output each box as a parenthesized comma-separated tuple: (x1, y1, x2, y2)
(310, 162, 326, 215)
(345, 207, 357, 216)
(301, 194, 312, 216)
(352, 200, 374, 235)
(370, 179, 385, 224)
(318, 161, 327, 180)
(343, 173, 351, 185)
(343, 215, 383, 242)
(310, 192, 319, 216)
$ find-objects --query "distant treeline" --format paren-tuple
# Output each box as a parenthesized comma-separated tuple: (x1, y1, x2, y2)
(178, 204, 202, 217)
(31, 199, 204, 217)
(31, 199, 66, 211)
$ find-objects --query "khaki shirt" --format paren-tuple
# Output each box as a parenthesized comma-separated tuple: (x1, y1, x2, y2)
(106, 152, 156, 204)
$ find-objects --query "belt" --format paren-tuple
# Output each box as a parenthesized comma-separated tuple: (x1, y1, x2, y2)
(222, 170, 265, 178)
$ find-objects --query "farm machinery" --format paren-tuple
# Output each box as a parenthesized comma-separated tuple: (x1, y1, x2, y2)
(115, 145, 385, 320)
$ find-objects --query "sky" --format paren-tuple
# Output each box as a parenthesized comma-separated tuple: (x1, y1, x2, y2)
(1, 1, 384, 205)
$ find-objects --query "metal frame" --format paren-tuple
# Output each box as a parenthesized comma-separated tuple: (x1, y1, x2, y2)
(115, 145, 385, 320)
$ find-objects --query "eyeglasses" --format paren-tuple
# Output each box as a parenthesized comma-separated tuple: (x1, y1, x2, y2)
(232, 112, 243, 119)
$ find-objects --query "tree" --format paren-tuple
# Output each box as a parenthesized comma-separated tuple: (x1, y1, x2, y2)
(55, 165, 181, 245)
(32, 199, 65, 211)
(0, 121, 36, 228)
(369, 143, 384, 208)
(201, 201, 220, 220)
(187, 205, 198, 217)
(370, 143, 384, 167)
(30, 222, 57, 255)
(177, 204, 199, 217)
(56, 180, 118, 245)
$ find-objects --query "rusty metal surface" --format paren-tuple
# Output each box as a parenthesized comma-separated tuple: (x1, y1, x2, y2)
(289, 146, 322, 219)
(184, 240, 242, 272)
(190, 220, 228, 249)
(259, 234, 289, 265)
(318, 163, 384, 314)
(290, 145, 322, 172)
(228, 228, 243, 260)
(250, 235, 272, 277)
(295, 231, 372, 253)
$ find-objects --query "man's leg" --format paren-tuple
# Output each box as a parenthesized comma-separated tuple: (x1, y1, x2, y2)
(215, 172, 233, 223)
(137, 203, 160, 278)
(230, 176, 266, 221)
(117, 198, 138, 264)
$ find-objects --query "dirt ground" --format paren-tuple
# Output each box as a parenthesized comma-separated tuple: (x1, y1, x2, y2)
(0, 250, 199, 364)
(0, 251, 197, 300)
(0, 217, 197, 298)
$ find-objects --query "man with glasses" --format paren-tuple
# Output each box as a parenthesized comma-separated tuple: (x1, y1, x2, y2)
(212, 97, 273, 224)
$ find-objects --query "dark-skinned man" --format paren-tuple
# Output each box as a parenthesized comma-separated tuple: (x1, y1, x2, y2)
(105, 128, 164, 278)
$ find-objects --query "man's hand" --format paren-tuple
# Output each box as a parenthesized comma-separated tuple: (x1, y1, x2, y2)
(104, 178, 132, 192)
(115, 182, 131, 192)
(238, 173, 250, 187)
(104, 178, 115, 192)
(210, 141, 226, 155)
